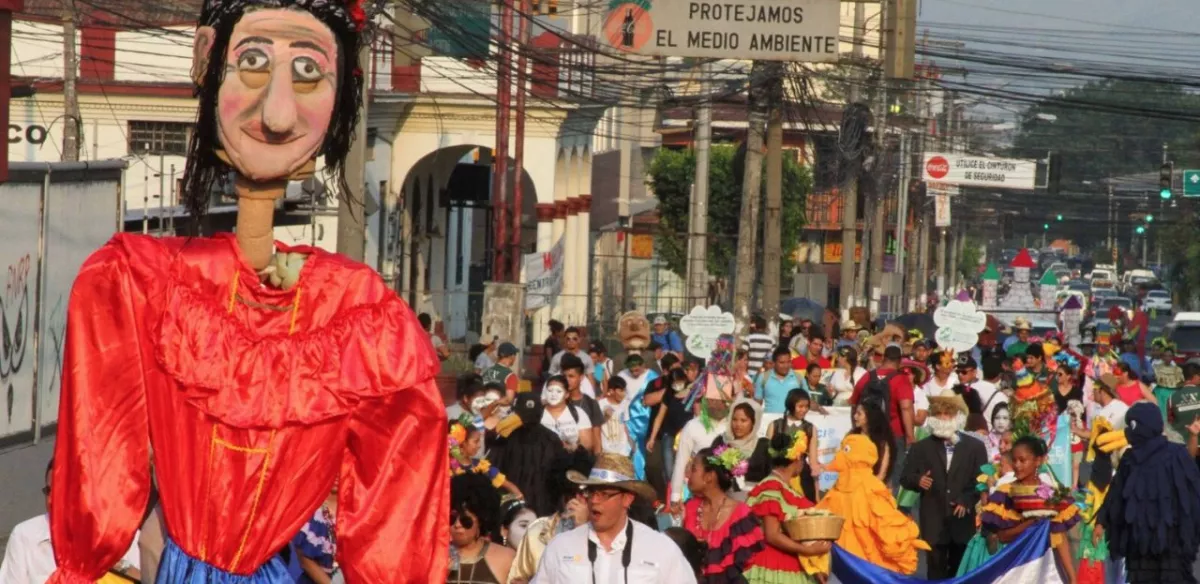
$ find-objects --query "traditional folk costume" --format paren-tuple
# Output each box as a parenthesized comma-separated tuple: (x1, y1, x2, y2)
(683, 446, 766, 583)
(745, 430, 820, 584)
(816, 434, 930, 574)
(48, 234, 447, 583)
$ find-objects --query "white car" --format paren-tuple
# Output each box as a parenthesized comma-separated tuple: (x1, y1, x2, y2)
(1144, 290, 1173, 313)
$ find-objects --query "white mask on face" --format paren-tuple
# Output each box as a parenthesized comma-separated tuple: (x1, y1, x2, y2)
(929, 413, 965, 443)
(543, 385, 566, 407)
(672, 382, 686, 392)
(471, 394, 498, 417)
(992, 410, 1011, 433)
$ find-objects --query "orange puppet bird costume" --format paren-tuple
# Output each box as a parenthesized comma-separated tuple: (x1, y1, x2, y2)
(817, 434, 930, 574)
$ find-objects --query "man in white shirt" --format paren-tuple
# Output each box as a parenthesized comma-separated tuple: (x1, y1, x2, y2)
(548, 327, 595, 376)
(1, 458, 142, 583)
(533, 454, 697, 584)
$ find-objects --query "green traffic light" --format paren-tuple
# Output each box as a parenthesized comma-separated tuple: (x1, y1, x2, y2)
(1056, 214, 1063, 221)
(1137, 226, 1146, 234)
(1043, 223, 1049, 230)
(1161, 188, 1173, 200)
(1147, 215, 1154, 222)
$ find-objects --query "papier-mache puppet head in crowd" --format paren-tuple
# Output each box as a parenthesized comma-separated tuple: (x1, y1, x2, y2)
(184, 0, 366, 269)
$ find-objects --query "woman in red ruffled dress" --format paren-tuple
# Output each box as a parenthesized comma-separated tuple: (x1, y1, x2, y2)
(683, 446, 765, 583)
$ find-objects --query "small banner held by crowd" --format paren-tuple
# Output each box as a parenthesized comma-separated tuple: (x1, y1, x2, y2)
(679, 305, 736, 358)
(806, 407, 855, 492)
(933, 292, 987, 353)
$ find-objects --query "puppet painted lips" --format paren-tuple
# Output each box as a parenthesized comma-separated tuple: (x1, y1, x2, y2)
(241, 123, 304, 145)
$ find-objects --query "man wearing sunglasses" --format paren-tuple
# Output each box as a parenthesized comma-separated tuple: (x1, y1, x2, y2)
(532, 454, 696, 583)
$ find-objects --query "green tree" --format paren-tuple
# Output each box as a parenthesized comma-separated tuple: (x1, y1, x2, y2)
(1011, 79, 1200, 188)
(647, 144, 810, 279)
(958, 237, 982, 281)
(1160, 219, 1200, 309)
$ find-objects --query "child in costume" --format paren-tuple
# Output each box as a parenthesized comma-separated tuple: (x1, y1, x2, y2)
(745, 429, 832, 584)
(449, 415, 524, 499)
(956, 450, 1015, 575)
(980, 436, 1080, 583)
(1095, 403, 1200, 584)
(47, 1, 449, 582)
(816, 434, 930, 574)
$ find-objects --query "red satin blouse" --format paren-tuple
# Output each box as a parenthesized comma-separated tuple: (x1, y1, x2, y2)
(47, 233, 449, 583)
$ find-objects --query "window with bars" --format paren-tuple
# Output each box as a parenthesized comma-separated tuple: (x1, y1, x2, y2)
(128, 121, 190, 156)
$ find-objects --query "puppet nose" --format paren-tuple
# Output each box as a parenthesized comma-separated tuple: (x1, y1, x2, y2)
(261, 71, 298, 135)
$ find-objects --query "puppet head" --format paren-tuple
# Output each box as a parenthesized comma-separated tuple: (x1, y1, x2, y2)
(826, 434, 878, 473)
(183, 0, 366, 216)
(618, 311, 651, 350)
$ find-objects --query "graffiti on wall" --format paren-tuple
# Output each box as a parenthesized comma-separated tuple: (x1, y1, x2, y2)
(2, 254, 31, 424)
(44, 295, 66, 399)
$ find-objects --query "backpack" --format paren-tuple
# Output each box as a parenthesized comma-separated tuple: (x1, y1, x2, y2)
(863, 371, 899, 414)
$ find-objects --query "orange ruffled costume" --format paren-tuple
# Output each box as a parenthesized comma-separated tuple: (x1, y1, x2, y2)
(816, 434, 930, 574)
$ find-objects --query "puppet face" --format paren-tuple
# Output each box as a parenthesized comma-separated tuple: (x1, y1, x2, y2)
(212, 9, 338, 182)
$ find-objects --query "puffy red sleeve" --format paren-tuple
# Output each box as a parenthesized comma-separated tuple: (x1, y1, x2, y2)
(336, 298, 448, 583)
(48, 243, 152, 584)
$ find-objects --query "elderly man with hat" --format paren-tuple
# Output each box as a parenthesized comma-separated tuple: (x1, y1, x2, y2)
(533, 453, 697, 583)
(898, 393, 989, 579)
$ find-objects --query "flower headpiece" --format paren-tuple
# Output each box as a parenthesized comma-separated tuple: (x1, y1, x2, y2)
(767, 430, 810, 462)
(708, 445, 749, 478)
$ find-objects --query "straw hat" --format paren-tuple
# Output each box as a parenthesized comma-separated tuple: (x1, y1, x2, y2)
(1096, 373, 1121, 398)
(1013, 317, 1033, 332)
(568, 453, 657, 502)
(928, 394, 969, 417)
(843, 320, 865, 332)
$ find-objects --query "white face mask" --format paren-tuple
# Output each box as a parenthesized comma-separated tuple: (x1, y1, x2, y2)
(470, 393, 499, 417)
(543, 385, 566, 407)
(929, 413, 965, 442)
(992, 410, 1011, 433)
(672, 382, 686, 392)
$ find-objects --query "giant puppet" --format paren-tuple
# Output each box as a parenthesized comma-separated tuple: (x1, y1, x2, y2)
(47, 1, 448, 582)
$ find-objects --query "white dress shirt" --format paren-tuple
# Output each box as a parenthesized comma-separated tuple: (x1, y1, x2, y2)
(532, 520, 697, 584)
(670, 418, 728, 503)
(0, 514, 141, 584)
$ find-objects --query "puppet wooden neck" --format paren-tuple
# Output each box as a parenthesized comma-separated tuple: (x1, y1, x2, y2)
(234, 176, 286, 272)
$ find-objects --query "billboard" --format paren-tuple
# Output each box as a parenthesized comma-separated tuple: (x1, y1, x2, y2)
(0, 162, 122, 441)
(524, 236, 565, 310)
(922, 153, 1037, 190)
(601, 0, 840, 62)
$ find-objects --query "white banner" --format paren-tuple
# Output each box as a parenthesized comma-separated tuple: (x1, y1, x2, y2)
(600, 0, 841, 62)
(808, 406, 854, 492)
(523, 236, 564, 310)
(923, 153, 1037, 190)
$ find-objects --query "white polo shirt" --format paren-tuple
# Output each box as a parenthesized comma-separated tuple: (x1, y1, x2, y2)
(0, 514, 141, 583)
(532, 520, 697, 584)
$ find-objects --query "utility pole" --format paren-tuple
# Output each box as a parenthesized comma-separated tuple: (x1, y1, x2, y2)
(894, 133, 909, 312)
(761, 64, 784, 319)
(949, 225, 960, 292)
(509, 0, 530, 279)
(867, 0, 890, 317)
(732, 61, 767, 330)
(491, 0, 514, 281)
(936, 228, 946, 301)
(61, 0, 79, 161)
(839, 1, 866, 318)
(686, 63, 712, 309)
(336, 44, 370, 261)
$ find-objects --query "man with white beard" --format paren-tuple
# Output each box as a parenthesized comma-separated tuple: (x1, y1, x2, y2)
(899, 394, 989, 579)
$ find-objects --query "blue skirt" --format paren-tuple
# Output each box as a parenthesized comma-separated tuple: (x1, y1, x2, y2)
(158, 537, 291, 583)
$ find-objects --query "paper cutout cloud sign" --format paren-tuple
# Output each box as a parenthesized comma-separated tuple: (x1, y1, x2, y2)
(933, 297, 988, 353)
(679, 305, 736, 358)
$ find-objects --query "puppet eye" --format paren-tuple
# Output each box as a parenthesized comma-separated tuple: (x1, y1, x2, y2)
(842, 444, 852, 454)
(237, 49, 270, 71)
(292, 57, 323, 82)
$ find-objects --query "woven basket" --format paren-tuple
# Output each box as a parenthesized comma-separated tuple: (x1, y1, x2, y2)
(784, 515, 845, 541)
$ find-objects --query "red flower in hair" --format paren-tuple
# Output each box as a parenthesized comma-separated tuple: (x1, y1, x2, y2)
(346, 0, 366, 31)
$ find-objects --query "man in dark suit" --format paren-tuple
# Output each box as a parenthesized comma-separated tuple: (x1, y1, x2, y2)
(899, 393, 989, 579)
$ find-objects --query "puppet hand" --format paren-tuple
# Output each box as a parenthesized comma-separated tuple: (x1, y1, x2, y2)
(263, 252, 308, 290)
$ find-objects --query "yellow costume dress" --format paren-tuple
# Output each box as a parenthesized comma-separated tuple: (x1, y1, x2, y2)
(816, 434, 930, 574)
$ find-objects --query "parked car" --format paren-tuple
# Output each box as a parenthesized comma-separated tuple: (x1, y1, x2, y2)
(1143, 290, 1173, 313)
(1090, 269, 1116, 291)
(1165, 318, 1200, 364)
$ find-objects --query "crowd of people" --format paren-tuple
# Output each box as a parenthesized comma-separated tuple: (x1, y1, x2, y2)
(7, 311, 1200, 584)
(431, 311, 1200, 584)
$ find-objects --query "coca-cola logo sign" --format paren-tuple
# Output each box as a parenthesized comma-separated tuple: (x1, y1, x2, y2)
(926, 156, 950, 179)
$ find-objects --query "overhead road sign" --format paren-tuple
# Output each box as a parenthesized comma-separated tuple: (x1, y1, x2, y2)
(921, 153, 1038, 190)
(601, 0, 841, 62)
(1184, 170, 1200, 197)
